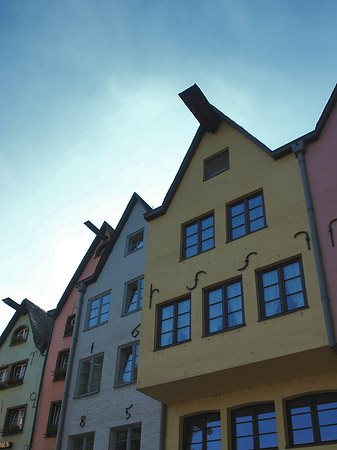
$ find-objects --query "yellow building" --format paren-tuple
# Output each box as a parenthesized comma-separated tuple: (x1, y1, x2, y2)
(137, 85, 337, 450)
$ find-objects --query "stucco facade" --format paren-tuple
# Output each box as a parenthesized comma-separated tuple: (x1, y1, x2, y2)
(32, 224, 110, 450)
(60, 195, 162, 450)
(137, 85, 337, 449)
(0, 300, 52, 450)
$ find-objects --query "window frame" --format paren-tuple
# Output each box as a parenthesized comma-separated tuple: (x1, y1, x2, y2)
(122, 276, 144, 316)
(257, 257, 308, 320)
(53, 349, 70, 381)
(10, 326, 29, 345)
(181, 212, 215, 260)
(204, 278, 245, 336)
(110, 423, 142, 450)
(2, 404, 27, 436)
(64, 314, 76, 337)
(85, 291, 111, 330)
(75, 353, 104, 397)
(115, 341, 139, 387)
(231, 403, 278, 450)
(45, 400, 62, 437)
(156, 297, 191, 349)
(203, 148, 229, 181)
(227, 191, 266, 241)
(0, 360, 28, 389)
(183, 411, 221, 450)
(125, 229, 144, 256)
(286, 392, 337, 447)
(70, 432, 95, 450)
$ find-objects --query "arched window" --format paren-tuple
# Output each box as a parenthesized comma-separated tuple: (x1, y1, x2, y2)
(183, 412, 221, 449)
(11, 326, 29, 345)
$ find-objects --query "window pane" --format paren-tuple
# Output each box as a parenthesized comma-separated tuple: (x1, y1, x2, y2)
(227, 282, 241, 298)
(293, 428, 314, 444)
(248, 195, 262, 208)
(209, 317, 223, 333)
(286, 293, 305, 310)
(259, 433, 278, 448)
(178, 299, 190, 314)
(264, 299, 282, 317)
(177, 327, 190, 342)
(202, 228, 214, 240)
(237, 436, 254, 450)
(318, 408, 337, 426)
(186, 246, 198, 258)
(291, 412, 313, 429)
(232, 225, 246, 239)
(162, 305, 174, 319)
(263, 285, 280, 301)
(237, 421, 253, 437)
(285, 277, 302, 295)
(209, 303, 222, 319)
(186, 223, 198, 237)
(202, 216, 214, 230)
(250, 217, 265, 232)
(283, 262, 300, 279)
(231, 203, 244, 217)
(207, 441, 221, 449)
(186, 234, 198, 247)
(161, 332, 173, 347)
(262, 270, 278, 287)
(209, 289, 222, 305)
(178, 313, 190, 328)
(320, 424, 337, 441)
(162, 318, 174, 333)
(249, 205, 264, 221)
(202, 238, 214, 252)
(258, 417, 276, 434)
(227, 296, 242, 313)
(228, 311, 243, 327)
(232, 214, 245, 227)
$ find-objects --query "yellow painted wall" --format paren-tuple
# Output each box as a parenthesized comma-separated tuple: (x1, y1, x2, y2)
(138, 121, 330, 400)
(164, 372, 337, 450)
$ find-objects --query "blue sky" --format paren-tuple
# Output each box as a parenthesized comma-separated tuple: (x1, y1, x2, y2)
(1, 0, 337, 333)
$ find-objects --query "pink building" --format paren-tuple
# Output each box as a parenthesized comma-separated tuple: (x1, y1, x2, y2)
(32, 221, 113, 450)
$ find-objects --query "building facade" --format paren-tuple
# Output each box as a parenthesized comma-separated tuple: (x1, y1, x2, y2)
(0, 298, 52, 449)
(59, 194, 162, 450)
(32, 222, 112, 450)
(137, 85, 337, 449)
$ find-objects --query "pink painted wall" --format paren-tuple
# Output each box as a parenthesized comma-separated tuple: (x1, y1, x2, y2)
(32, 240, 104, 450)
(306, 102, 337, 341)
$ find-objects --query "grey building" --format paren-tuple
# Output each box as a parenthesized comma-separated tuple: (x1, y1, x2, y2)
(57, 193, 163, 450)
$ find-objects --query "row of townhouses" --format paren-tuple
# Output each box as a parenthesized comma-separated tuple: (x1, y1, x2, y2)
(1, 83, 337, 450)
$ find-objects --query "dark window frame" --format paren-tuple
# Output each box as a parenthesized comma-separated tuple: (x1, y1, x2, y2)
(64, 314, 76, 337)
(10, 325, 29, 345)
(125, 229, 144, 256)
(85, 291, 111, 330)
(2, 404, 27, 436)
(204, 278, 245, 336)
(231, 403, 278, 450)
(257, 257, 308, 320)
(53, 349, 70, 381)
(122, 276, 144, 316)
(183, 411, 221, 450)
(45, 400, 62, 437)
(75, 353, 104, 397)
(227, 191, 266, 241)
(286, 392, 337, 447)
(115, 341, 139, 387)
(182, 212, 215, 260)
(204, 148, 230, 181)
(156, 297, 191, 349)
(111, 423, 142, 450)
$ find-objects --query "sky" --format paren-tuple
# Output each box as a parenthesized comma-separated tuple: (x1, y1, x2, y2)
(1, 0, 337, 333)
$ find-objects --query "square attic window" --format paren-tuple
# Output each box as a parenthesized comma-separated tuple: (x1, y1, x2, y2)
(204, 149, 229, 180)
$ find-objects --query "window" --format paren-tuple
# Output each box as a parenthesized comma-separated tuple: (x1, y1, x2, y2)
(0, 366, 9, 385)
(53, 349, 70, 381)
(286, 393, 337, 446)
(71, 433, 95, 450)
(183, 412, 221, 449)
(157, 298, 191, 348)
(76, 354, 103, 397)
(10, 326, 29, 345)
(112, 424, 141, 450)
(86, 292, 110, 329)
(204, 278, 244, 335)
(123, 277, 144, 315)
(116, 342, 139, 386)
(2, 405, 26, 436)
(204, 149, 229, 180)
(0, 360, 27, 389)
(232, 404, 278, 450)
(228, 191, 266, 241)
(257, 258, 307, 319)
(64, 314, 76, 337)
(125, 230, 144, 255)
(46, 401, 61, 437)
(182, 214, 214, 259)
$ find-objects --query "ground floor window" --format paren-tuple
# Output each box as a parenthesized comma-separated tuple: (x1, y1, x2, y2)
(71, 433, 94, 450)
(112, 424, 141, 450)
(183, 412, 221, 449)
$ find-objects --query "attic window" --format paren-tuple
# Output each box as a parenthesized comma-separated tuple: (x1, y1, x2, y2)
(10, 326, 29, 346)
(64, 314, 76, 337)
(125, 229, 144, 255)
(204, 149, 229, 180)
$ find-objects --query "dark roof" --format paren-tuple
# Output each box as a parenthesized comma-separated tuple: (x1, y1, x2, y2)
(52, 220, 113, 319)
(144, 84, 274, 222)
(273, 83, 337, 159)
(0, 299, 52, 353)
(79, 192, 151, 287)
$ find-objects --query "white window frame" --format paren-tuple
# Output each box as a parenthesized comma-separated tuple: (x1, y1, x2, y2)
(123, 276, 144, 315)
(85, 291, 111, 329)
(125, 229, 144, 256)
(76, 354, 104, 397)
(70, 432, 95, 450)
(115, 342, 139, 386)
(111, 423, 141, 450)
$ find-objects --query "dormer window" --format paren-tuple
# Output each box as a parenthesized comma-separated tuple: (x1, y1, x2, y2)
(204, 149, 229, 180)
(10, 326, 29, 345)
(125, 230, 144, 255)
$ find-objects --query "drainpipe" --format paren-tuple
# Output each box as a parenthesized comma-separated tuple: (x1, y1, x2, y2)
(55, 282, 87, 450)
(159, 403, 166, 450)
(29, 317, 54, 450)
(292, 141, 337, 352)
